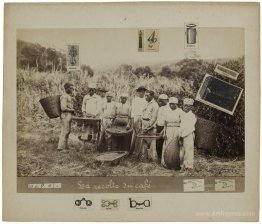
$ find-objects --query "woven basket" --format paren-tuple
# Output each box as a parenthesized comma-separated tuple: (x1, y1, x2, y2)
(72, 116, 101, 125)
(164, 137, 180, 170)
(106, 126, 133, 136)
(39, 95, 61, 119)
(95, 151, 129, 164)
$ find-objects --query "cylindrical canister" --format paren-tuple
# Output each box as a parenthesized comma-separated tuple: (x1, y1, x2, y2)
(186, 24, 197, 44)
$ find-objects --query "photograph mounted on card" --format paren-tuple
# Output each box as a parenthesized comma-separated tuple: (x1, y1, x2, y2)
(3, 2, 259, 222)
(16, 27, 245, 194)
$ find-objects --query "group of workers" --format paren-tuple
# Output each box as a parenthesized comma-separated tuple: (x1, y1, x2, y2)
(57, 82, 197, 171)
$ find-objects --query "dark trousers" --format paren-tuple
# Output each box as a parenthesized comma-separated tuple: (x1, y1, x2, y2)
(156, 125, 164, 159)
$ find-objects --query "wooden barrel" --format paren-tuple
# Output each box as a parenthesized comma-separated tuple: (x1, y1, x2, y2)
(164, 137, 180, 170)
(39, 95, 61, 119)
(195, 117, 222, 150)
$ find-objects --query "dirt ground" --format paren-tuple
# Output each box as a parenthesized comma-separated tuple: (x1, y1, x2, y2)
(17, 120, 245, 177)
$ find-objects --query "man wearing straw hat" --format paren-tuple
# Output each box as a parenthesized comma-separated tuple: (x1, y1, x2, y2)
(57, 82, 75, 153)
(97, 86, 108, 112)
(81, 83, 100, 145)
(128, 85, 147, 154)
(98, 91, 116, 151)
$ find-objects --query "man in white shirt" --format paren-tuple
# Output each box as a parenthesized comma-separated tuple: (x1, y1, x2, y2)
(81, 83, 101, 144)
(98, 92, 116, 151)
(156, 94, 169, 160)
(115, 93, 131, 150)
(161, 97, 184, 169)
(115, 93, 130, 120)
(128, 86, 147, 154)
(97, 87, 108, 116)
(179, 98, 197, 170)
(139, 89, 159, 162)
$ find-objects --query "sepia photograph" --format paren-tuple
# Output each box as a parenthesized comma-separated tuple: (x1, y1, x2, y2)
(3, 2, 259, 222)
(17, 28, 245, 178)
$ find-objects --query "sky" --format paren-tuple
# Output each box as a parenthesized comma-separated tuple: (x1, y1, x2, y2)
(17, 28, 244, 70)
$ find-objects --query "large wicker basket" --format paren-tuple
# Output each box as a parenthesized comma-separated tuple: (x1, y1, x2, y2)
(95, 151, 129, 165)
(106, 126, 133, 136)
(39, 95, 61, 119)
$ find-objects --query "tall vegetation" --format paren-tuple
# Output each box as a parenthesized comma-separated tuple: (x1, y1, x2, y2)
(17, 40, 245, 157)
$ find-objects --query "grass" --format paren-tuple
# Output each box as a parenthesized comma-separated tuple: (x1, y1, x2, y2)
(17, 120, 244, 177)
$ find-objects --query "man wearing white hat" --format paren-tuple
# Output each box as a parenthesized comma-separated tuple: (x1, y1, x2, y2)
(156, 94, 169, 160)
(115, 93, 130, 120)
(179, 98, 197, 170)
(97, 86, 108, 114)
(161, 97, 184, 168)
(98, 91, 117, 151)
(81, 83, 101, 144)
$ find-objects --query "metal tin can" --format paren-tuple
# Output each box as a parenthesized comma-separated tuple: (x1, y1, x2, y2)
(186, 24, 197, 44)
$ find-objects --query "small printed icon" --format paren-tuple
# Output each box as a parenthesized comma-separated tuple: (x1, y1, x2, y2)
(101, 199, 119, 210)
(183, 179, 205, 192)
(214, 64, 240, 80)
(138, 30, 144, 51)
(129, 197, 152, 210)
(74, 197, 93, 210)
(138, 29, 159, 52)
(67, 44, 80, 71)
(147, 30, 158, 48)
(185, 23, 198, 48)
(215, 179, 235, 191)
(68, 45, 78, 66)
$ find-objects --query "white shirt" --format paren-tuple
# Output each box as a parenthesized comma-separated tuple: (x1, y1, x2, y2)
(82, 94, 101, 116)
(180, 110, 197, 137)
(116, 102, 130, 116)
(164, 107, 184, 126)
(101, 101, 116, 119)
(98, 97, 107, 118)
(142, 99, 159, 128)
(157, 105, 169, 126)
(130, 97, 147, 117)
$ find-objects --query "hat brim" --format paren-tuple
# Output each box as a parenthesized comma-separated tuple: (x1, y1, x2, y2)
(136, 87, 147, 91)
